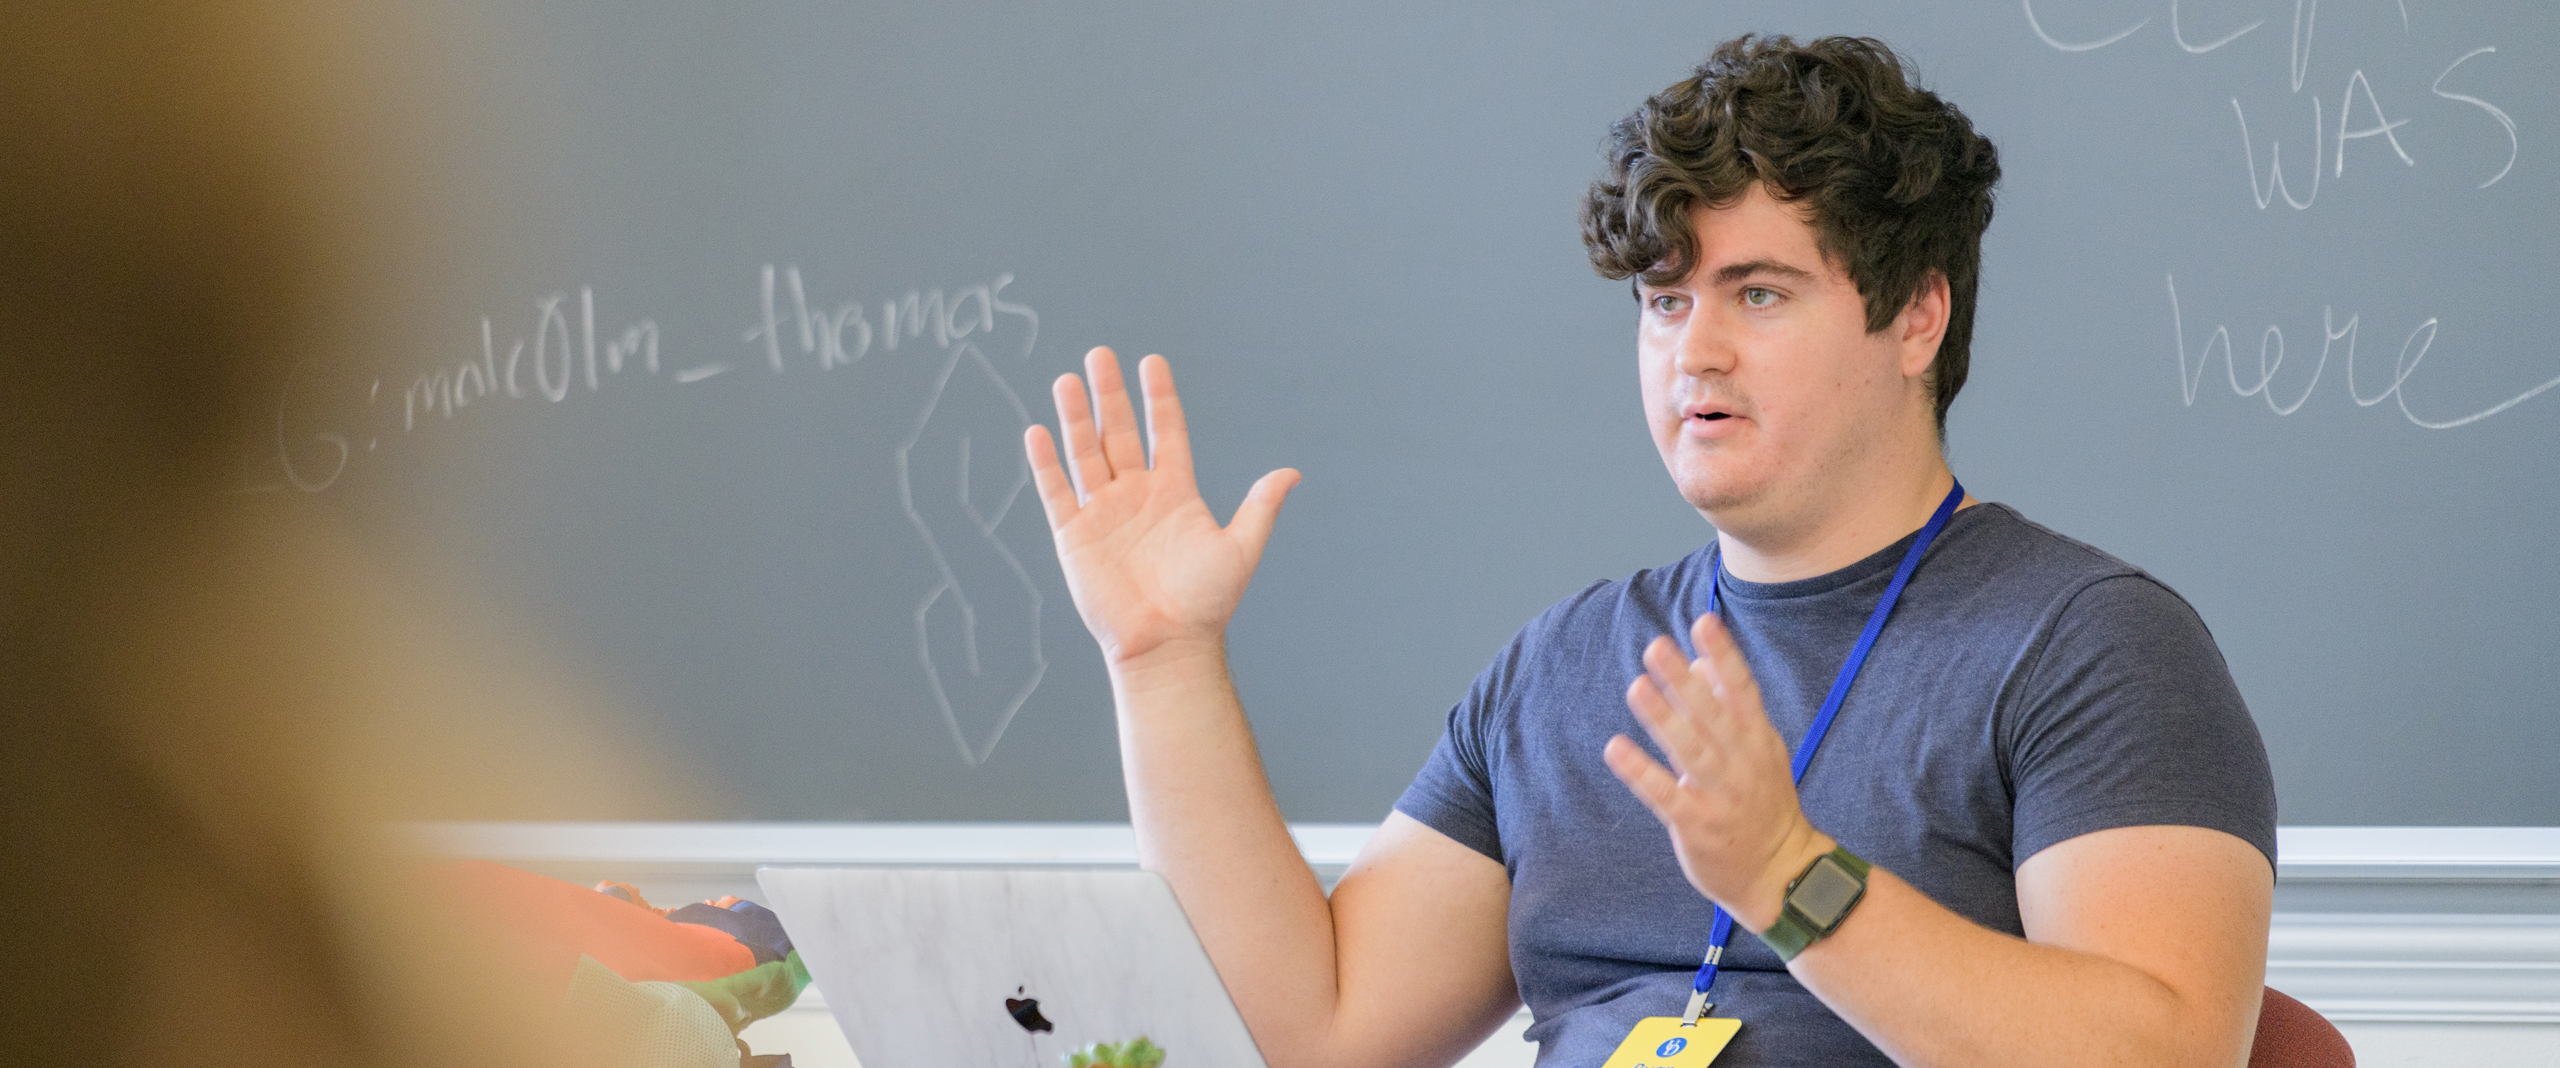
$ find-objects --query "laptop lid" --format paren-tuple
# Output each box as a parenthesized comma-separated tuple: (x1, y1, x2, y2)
(756, 867, 1270, 1068)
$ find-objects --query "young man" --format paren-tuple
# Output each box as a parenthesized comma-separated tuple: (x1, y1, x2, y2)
(1023, 35, 2276, 1068)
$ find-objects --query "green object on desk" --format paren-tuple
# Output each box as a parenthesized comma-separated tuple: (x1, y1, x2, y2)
(673, 949, 813, 1034)
(1064, 1036, 1165, 1067)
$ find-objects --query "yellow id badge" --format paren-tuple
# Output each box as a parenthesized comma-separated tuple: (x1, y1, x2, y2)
(1598, 1015, 1741, 1068)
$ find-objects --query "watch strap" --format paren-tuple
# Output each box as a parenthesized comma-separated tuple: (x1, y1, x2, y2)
(1756, 845, 1872, 963)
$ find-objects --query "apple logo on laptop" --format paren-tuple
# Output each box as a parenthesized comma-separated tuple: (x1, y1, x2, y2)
(1006, 986, 1055, 1034)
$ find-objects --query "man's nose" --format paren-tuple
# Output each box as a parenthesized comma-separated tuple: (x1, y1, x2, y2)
(1674, 316, 1735, 377)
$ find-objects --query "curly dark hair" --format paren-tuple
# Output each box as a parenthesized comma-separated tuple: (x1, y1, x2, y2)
(1580, 35, 2001, 431)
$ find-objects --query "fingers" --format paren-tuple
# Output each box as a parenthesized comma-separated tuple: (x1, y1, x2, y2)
(1625, 644, 1710, 781)
(1624, 619, 1770, 781)
(1051, 363, 1111, 499)
(1085, 347, 1149, 478)
(1047, 348, 1292, 549)
(1603, 734, 1688, 819)
(1225, 467, 1302, 560)
(1641, 633, 1711, 721)
(1689, 611, 1763, 711)
(1136, 354, 1193, 480)
(1024, 425, 1079, 530)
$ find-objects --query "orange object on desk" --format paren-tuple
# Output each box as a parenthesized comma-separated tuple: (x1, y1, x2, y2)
(440, 860, 757, 986)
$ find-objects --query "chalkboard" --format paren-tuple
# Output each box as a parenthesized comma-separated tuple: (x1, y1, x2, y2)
(257, 1, 2560, 824)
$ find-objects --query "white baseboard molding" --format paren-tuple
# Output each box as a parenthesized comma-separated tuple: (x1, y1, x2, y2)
(414, 823, 2560, 1024)
(2271, 913, 2560, 1023)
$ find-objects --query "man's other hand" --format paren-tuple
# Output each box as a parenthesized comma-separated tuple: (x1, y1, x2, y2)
(1603, 611, 1833, 932)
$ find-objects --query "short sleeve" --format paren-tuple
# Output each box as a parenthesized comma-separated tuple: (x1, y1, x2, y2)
(1394, 643, 1520, 865)
(1396, 721, 1502, 864)
(2006, 574, 2278, 869)
(1393, 577, 1620, 869)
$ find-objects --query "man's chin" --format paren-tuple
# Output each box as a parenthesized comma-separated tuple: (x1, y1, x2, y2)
(1676, 479, 1760, 524)
(1664, 448, 1767, 509)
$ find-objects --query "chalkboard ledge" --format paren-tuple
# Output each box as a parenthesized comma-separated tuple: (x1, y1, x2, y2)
(409, 821, 2560, 882)
(406, 820, 1374, 881)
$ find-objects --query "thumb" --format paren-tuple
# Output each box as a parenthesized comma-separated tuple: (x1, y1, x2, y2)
(1225, 468, 1302, 560)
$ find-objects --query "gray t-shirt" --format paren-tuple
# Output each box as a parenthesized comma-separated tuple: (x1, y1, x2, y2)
(1393, 503, 2276, 1068)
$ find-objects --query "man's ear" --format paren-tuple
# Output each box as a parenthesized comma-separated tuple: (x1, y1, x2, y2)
(1897, 272, 1952, 381)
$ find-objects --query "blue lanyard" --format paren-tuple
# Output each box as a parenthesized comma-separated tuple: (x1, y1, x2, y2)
(1684, 480, 1965, 1018)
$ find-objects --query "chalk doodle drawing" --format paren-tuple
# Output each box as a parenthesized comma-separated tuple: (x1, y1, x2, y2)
(898, 341, 1047, 765)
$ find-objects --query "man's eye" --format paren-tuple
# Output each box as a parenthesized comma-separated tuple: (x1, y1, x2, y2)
(1741, 286, 1778, 307)
(1648, 293, 1688, 314)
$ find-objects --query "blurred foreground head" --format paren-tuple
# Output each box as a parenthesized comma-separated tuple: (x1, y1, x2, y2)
(2, 3, 676, 1064)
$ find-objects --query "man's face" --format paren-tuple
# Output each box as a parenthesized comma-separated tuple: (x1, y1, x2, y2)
(1636, 184, 1932, 529)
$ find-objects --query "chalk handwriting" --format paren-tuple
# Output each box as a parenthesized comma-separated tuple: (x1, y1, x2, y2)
(746, 266, 1037, 373)
(394, 287, 659, 435)
(2168, 273, 2560, 428)
(2030, 1, 2517, 210)
(2230, 63, 2507, 209)
(2432, 47, 2518, 188)
(263, 269, 1035, 494)
(2334, 68, 2413, 176)
(2290, 0, 2317, 92)
(2034, 5, 2541, 430)
(2027, 0, 2403, 60)
(2234, 94, 2322, 210)
(2174, 0, 2261, 54)
(2024, 0, 2149, 53)
(277, 356, 348, 493)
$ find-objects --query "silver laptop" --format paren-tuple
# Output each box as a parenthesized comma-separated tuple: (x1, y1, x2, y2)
(756, 867, 1270, 1068)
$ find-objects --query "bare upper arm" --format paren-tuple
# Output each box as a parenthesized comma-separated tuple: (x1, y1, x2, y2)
(1321, 811, 1519, 1068)
(2016, 825, 2273, 1064)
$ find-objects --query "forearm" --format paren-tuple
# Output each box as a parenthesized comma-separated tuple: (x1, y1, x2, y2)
(1785, 865, 2260, 1068)
(1107, 641, 1347, 1065)
(1026, 350, 1506, 1066)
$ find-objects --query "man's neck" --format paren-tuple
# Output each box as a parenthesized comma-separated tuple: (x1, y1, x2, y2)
(1712, 461, 1968, 584)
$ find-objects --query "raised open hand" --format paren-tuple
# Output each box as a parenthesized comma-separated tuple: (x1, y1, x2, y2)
(1024, 347, 1300, 669)
(1603, 611, 1831, 932)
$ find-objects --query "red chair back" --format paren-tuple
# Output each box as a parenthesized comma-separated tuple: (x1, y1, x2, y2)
(2250, 987, 2354, 1068)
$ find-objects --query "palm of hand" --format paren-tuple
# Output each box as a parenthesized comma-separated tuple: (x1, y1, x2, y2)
(1053, 465, 1255, 663)
(1027, 348, 1298, 668)
(1604, 617, 1823, 926)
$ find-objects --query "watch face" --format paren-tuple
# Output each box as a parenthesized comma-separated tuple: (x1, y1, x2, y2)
(1790, 856, 1864, 928)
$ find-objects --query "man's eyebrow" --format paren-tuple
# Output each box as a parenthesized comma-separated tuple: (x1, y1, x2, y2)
(1706, 259, 1817, 287)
